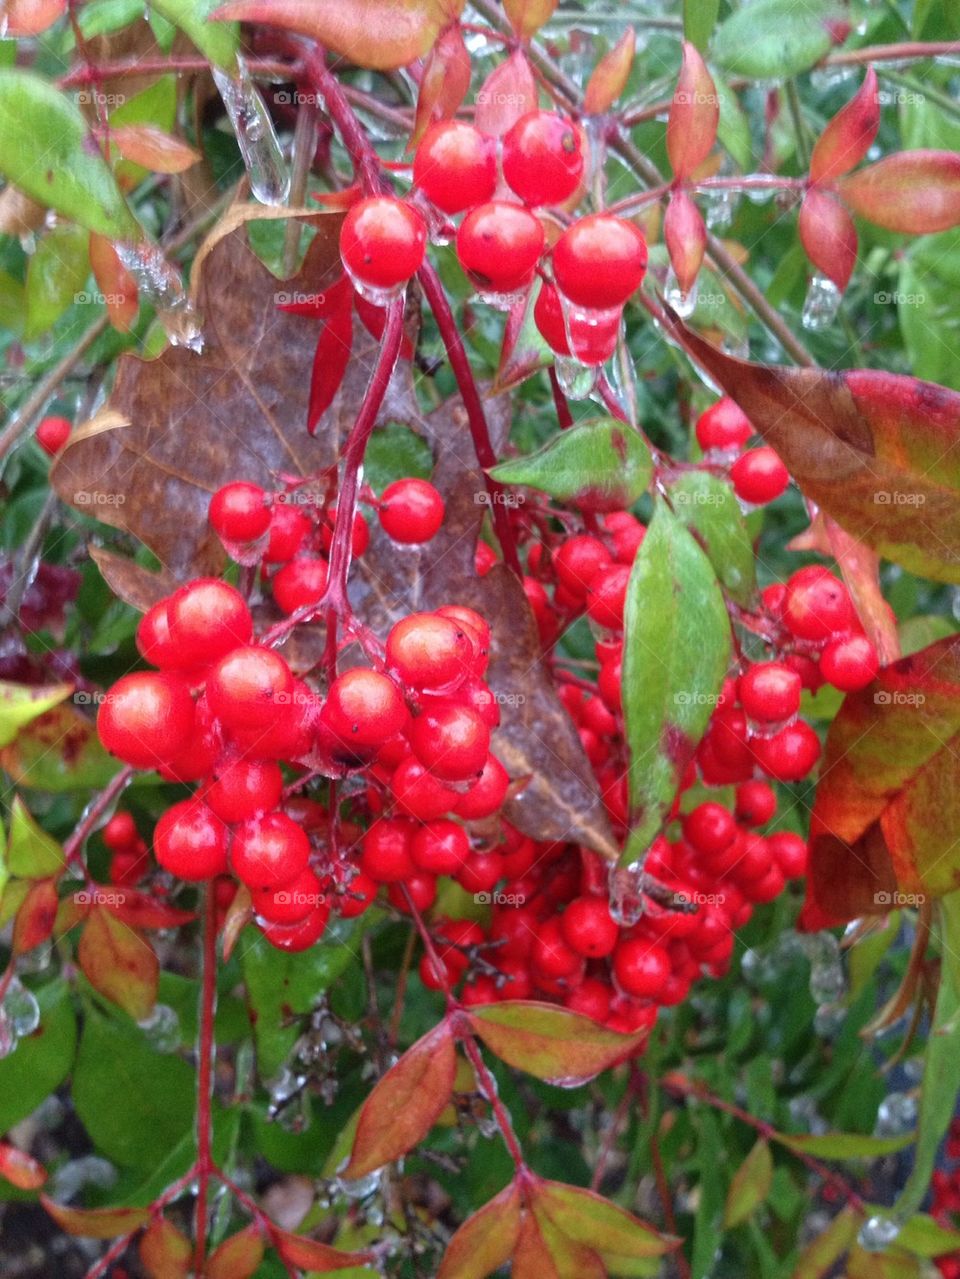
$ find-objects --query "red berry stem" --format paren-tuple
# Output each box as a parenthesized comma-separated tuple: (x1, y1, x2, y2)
(62, 765, 134, 871)
(193, 881, 219, 1275)
(83, 1230, 137, 1279)
(548, 365, 575, 430)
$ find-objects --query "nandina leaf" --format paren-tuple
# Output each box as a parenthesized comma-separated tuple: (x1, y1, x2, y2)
(798, 187, 858, 291)
(667, 41, 719, 180)
(493, 287, 551, 393)
(411, 22, 472, 147)
(792, 1206, 858, 1279)
(77, 907, 158, 1020)
(466, 1002, 648, 1083)
(503, 0, 556, 40)
(683, 0, 719, 51)
(723, 1138, 773, 1227)
(105, 889, 197, 931)
(41, 1198, 150, 1239)
(664, 187, 707, 295)
(307, 276, 354, 434)
(776, 1132, 914, 1159)
(213, 0, 458, 71)
(7, 796, 65, 877)
(24, 224, 90, 340)
(0, 1142, 46, 1191)
(710, 0, 842, 79)
(139, 1216, 192, 1279)
(806, 636, 960, 924)
(662, 311, 960, 583)
(531, 1177, 677, 1263)
(839, 150, 960, 234)
(489, 417, 654, 513)
(474, 48, 537, 137)
(810, 67, 880, 184)
(0, 680, 73, 748)
(0, 70, 139, 239)
(666, 471, 755, 607)
(110, 125, 201, 174)
(13, 878, 59, 954)
(88, 547, 175, 614)
(89, 233, 139, 334)
(343, 1020, 456, 1176)
(0, 701, 122, 793)
(621, 499, 731, 864)
(513, 1210, 565, 1279)
(272, 1225, 374, 1271)
(583, 27, 636, 116)
(436, 1182, 522, 1279)
(207, 1225, 265, 1279)
(2, 0, 66, 35)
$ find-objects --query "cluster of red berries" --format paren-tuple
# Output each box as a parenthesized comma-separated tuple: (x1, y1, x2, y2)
(102, 810, 149, 886)
(696, 396, 791, 506)
(337, 113, 647, 365)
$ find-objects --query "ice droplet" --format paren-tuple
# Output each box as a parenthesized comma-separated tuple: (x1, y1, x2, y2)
(876, 1092, 918, 1136)
(137, 1003, 180, 1053)
(664, 267, 698, 319)
(858, 1215, 902, 1252)
(608, 860, 646, 927)
(334, 1169, 381, 1200)
(554, 354, 598, 400)
(4, 977, 40, 1037)
(810, 962, 845, 1005)
(212, 59, 290, 206)
(114, 243, 203, 351)
(703, 187, 737, 230)
(813, 1003, 845, 1039)
(801, 274, 842, 331)
(0, 1012, 16, 1059)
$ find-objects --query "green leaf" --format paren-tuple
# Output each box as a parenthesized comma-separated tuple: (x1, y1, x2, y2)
(710, 0, 840, 79)
(692, 1108, 724, 1279)
(685, 0, 719, 50)
(0, 70, 139, 239)
(7, 797, 65, 878)
(0, 980, 77, 1133)
(621, 499, 731, 863)
(0, 681, 73, 749)
(24, 225, 90, 340)
(894, 1210, 960, 1257)
(791, 1205, 858, 1279)
(724, 1138, 773, 1227)
(71, 1007, 196, 1171)
(666, 471, 756, 606)
(898, 228, 960, 392)
(776, 1132, 914, 1160)
(714, 73, 752, 171)
(489, 417, 654, 513)
(150, 0, 239, 70)
(0, 269, 24, 336)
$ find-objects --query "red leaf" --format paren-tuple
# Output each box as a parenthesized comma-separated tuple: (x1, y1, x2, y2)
(343, 1020, 456, 1177)
(271, 1226, 374, 1271)
(436, 1182, 521, 1279)
(307, 277, 354, 434)
(667, 42, 719, 180)
(2, 0, 65, 36)
(42, 1197, 149, 1239)
(139, 1216, 192, 1279)
(89, 233, 139, 334)
(110, 125, 201, 175)
(664, 187, 707, 296)
(0, 1142, 47, 1191)
(207, 1225, 265, 1279)
(532, 1178, 677, 1262)
(810, 67, 880, 184)
(77, 907, 158, 1020)
(475, 48, 537, 138)
(13, 878, 59, 954)
(839, 150, 960, 233)
(466, 1001, 648, 1084)
(798, 187, 857, 291)
(104, 889, 197, 932)
(583, 27, 636, 116)
(411, 23, 472, 147)
(503, 0, 555, 39)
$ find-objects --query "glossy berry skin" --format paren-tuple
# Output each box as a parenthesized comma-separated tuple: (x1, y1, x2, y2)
(206, 646, 295, 732)
(379, 478, 445, 543)
(730, 447, 790, 505)
(272, 556, 329, 615)
(259, 905, 330, 952)
(153, 799, 229, 881)
(555, 535, 612, 600)
(585, 565, 630, 630)
(754, 720, 821, 782)
(532, 917, 583, 979)
(560, 896, 619, 958)
(103, 811, 138, 851)
(323, 668, 408, 747)
(410, 820, 470, 874)
(552, 215, 648, 309)
(820, 634, 879, 691)
(135, 601, 179, 668)
(695, 397, 753, 452)
(436, 605, 490, 674)
(534, 281, 571, 355)
(413, 121, 497, 214)
(166, 579, 253, 667)
(502, 111, 583, 207)
(456, 202, 545, 294)
(409, 703, 491, 781)
(613, 938, 670, 999)
(252, 866, 325, 925)
(739, 662, 802, 723)
(202, 758, 283, 824)
(735, 780, 778, 827)
(98, 672, 195, 769)
(209, 482, 270, 544)
(319, 508, 369, 557)
(390, 755, 458, 819)
(231, 812, 311, 889)
(340, 197, 426, 289)
(565, 978, 612, 1022)
(682, 802, 736, 856)
(454, 753, 510, 819)
(338, 869, 377, 918)
(36, 415, 72, 455)
(768, 831, 808, 878)
(360, 818, 416, 883)
(386, 612, 471, 690)
(782, 567, 855, 643)
(264, 504, 311, 563)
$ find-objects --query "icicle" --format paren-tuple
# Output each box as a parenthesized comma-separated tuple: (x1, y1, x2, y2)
(801, 274, 842, 331)
(212, 57, 290, 207)
(608, 860, 646, 927)
(114, 243, 203, 351)
(703, 186, 737, 230)
(664, 266, 699, 319)
(554, 354, 598, 400)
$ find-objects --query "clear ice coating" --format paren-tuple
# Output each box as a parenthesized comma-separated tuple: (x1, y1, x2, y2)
(857, 1214, 902, 1252)
(137, 1003, 180, 1053)
(703, 186, 737, 230)
(4, 976, 40, 1037)
(876, 1092, 918, 1136)
(554, 353, 599, 400)
(664, 267, 698, 319)
(114, 243, 204, 351)
(608, 859, 646, 927)
(801, 274, 842, 331)
(212, 58, 290, 207)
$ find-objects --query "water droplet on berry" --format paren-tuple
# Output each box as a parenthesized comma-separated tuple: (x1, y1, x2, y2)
(114, 243, 204, 351)
(344, 267, 405, 309)
(858, 1215, 902, 1252)
(554, 354, 598, 400)
(212, 58, 290, 206)
(801, 274, 842, 331)
(137, 1003, 180, 1053)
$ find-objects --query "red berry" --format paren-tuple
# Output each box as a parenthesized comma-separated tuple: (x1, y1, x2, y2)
(98, 672, 195, 769)
(552, 214, 648, 310)
(462, 975, 498, 1006)
(259, 905, 329, 952)
(554, 535, 612, 600)
(456, 201, 545, 294)
(135, 601, 180, 668)
(362, 818, 416, 884)
(36, 415, 72, 455)
(533, 281, 571, 355)
(436, 605, 491, 675)
(323, 667, 408, 747)
(410, 820, 471, 875)
(502, 111, 583, 207)
(153, 799, 229, 881)
(206, 646, 294, 732)
(768, 831, 808, 878)
(730, 447, 790, 505)
(409, 703, 491, 782)
(585, 565, 630, 630)
(340, 197, 426, 290)
(566, 304, 622, 365)
(413, 120, 497, 214)
(202, 758, 283, 824)
(388, 872, 437, 914)
(739, 661, 802, 723)
(272, 556, 329, 615)
(532, 917, 582, 979)
(252, 866, 325, 924)
(782, 567, 855, 643)
(379, 478, 445, 544)
(338, 869, 378, 918)
(475, 541, 498, 575)
(613, 938, 670, 1000)
(735, 780, 778, 827)
(695, 398, 753, 452)
(264, 503, 311, 564)
(103, 811, 138, 851)
(742, 861, 785, 904)
(565, 977, 612, 1021)
(319, 507, 369, 557)
(390, 755, 458, 819)
(166, 579, 254, 667)
(386, 612, 471, 690)
(820, 634, 879, 691)
(560, 896, 619, 958)
(231, 812, 311, 889)
(754, 720, 821, 782)
(454, 754, 509, 819)
(456, 849, 505, 894)
(682, 802, 736, 856)
(209, 482, 270, 544)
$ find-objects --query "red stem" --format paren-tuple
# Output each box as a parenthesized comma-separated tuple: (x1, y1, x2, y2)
(193, 883, 219, 1273)
(459, 1029, 528, 1173)
(62, 766, 134, 870)
(549, 366, 575, 430)
(60, 55, 296, 86)
(83, 1231, 133, 1279)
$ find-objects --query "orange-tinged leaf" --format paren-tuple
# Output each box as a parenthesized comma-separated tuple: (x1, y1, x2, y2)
(342, 1020, 456, 1176)
(798, 187, 858, 291)
(475, 48, 537, 138)
(528, 1207, 605, 1279)
(806, 635, 960, 924)
(840, 150, 960, 234)
(13, 878, 59, 954)
(0, 1142, 46, 1191)
(212, 0, 462, 71)
(271, 1226, 374, 1271)
(532, 1177, 677, 1260)
(110, 125, 201, 174)
(410, 22, 472, 147)
(503, 0, 555, 40)
(139, 1216, 192, 1279)
(89, 233, 138, 334)
(467, 1001, 647, 1084)
(667, 42, 719, 180)
(437, 1182, 521, 1279)
(583, 27, 636, 115)
(810, 67, 879, 184)
(661, 312, 960, 584)
(723, 1138, 773, 1227)
(792, 1206, 859, 1279)
(42, 1197, 149, 1239)
(2, 0, 65, 35)
(207, 1225, 265, 1279)
(77, 907, 158, 1020)
(513, 1209, 562, 1279)
(664, 187, 707, 295)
